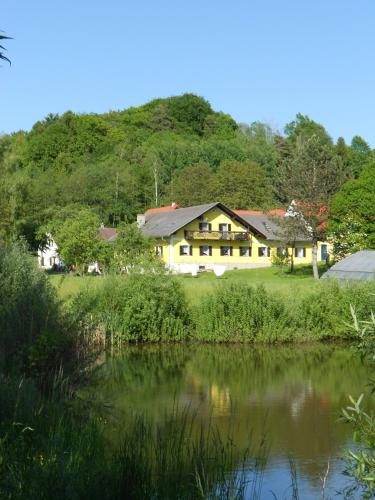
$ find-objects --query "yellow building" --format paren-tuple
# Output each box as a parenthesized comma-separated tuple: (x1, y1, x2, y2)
(138, 202, 330, 272)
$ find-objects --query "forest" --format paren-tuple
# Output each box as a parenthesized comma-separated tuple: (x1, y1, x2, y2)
(0, 93, 374, 253)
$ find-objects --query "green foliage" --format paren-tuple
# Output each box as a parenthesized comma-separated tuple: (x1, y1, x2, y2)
(170, 162, 214, 206)
(284, 113, 332, 145)
(0, 376, 259, 499)
(340, 308, 375, 498)
(71, 273, 191, 343)
(113, 223, 162, 272)
(192, 279, 375, 343)
(294, 280, 375, 338)
(349, 136, 374, 178)
(329, 165, 375, 251)
(270, 249, 291, 271)
(0, 95, 373, 249)
(193, 283, 292, 342)
(329, 213, 369, 259)
(0, 242, 69, 373)
(210, 159, 275, 209)
(53, 207, 102, 273)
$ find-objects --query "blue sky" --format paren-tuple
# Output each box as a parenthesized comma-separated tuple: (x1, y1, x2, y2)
(2, 0, 375, 145)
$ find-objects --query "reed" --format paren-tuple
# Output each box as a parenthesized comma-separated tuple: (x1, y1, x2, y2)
(0, 376, 268, 499)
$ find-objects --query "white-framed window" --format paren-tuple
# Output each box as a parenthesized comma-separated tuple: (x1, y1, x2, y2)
(258, 246, 270, 257)
(220, 246, 233, 256)
(199, 222, 211, 232)
(219, 223, 231, 232)
(180, 245, 192, 256)
(199, 245, 212, 256)
(156, 245, 163, 256)
(294, 247, 306, 258)
(277, 247, 287, 257)
(239, 246, 251, 257)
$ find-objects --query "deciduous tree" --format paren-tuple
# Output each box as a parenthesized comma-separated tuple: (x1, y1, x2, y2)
(278, 135, 345, 279)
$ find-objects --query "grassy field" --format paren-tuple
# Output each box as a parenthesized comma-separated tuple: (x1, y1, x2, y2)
(49, 265, 322, 305)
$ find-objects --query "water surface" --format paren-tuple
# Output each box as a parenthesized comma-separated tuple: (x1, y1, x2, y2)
(87, 343, 373, 498)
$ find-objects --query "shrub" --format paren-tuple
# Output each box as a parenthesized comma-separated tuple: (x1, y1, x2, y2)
(193, 283, 293, 342)
(0, 242, 70, 373)
(71, 273, 191, 344)
(295, 280, 375, 339)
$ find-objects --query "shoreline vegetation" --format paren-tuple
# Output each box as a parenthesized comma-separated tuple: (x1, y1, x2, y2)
(67, 266, 375, 346)
(1, 242, 375, 498)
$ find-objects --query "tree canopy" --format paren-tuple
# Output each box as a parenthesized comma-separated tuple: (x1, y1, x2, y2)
(0, 96, 373, 251)
(329, 164, 375, 255)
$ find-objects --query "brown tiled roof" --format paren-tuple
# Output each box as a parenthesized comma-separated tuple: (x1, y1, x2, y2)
(144, 204, 179, 217)
(98, 227, 118, 242)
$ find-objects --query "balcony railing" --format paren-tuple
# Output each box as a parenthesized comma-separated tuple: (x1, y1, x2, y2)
(184, 230, 251, 242)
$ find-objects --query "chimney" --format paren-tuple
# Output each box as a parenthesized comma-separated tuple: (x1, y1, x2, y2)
(137, 214, 146, 228)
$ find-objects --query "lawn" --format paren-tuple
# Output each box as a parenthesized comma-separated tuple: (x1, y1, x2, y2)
(49, 265, 322, 305)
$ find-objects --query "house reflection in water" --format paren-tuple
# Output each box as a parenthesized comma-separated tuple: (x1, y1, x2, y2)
(183, 376, 233, 417)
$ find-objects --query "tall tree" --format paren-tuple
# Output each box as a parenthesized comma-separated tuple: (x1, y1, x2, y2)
(284, 113, 332, 146)
(270, 212, 310, 273)
(169, 163, 214, 206)
(210, 160, 275, 209)
(278, 135, 345, 279)
(348, 135, 374, 178)
(52, 208, 102, 273)
(329, 164, 375, 254)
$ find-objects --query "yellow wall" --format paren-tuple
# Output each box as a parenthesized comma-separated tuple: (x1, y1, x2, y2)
(154, 207, 331, 268)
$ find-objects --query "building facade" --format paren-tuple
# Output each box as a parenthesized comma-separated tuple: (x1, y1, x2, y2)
(139, 202, 330, 273)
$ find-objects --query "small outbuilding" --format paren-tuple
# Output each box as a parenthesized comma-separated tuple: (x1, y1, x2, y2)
(322, 250, 375, 281)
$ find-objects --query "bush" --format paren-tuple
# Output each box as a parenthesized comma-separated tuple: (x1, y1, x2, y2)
(192, 280, 375, 343)
(295, 280, 375, 339)
(193, 283, 293, 342)
(0, 242, 70, 373)
(71, 273, 191, 344)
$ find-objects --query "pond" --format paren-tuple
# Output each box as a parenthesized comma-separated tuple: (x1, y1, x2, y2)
(86, 343, 373, 499)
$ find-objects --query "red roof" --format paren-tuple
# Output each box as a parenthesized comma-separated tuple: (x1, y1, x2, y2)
(234, 209, 286, 216)
(98, 227, 118, 241)
(144, 204, 179, 216)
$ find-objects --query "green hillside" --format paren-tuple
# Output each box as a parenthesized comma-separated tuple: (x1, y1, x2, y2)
(0, 94, 373, 250)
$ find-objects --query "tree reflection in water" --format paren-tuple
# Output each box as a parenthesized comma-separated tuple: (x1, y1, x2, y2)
(86, 343, 373, 498)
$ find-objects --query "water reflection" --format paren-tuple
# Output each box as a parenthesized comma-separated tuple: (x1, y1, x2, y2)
(87, 343, 373, 498)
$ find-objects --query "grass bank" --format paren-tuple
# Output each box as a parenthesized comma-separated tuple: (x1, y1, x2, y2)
(66, 268, 375, 345)
(49, 264, 321, 305)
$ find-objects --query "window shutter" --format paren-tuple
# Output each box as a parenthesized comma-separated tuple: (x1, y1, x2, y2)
(228, 224, 232, 232)
(209, 246, 212, 256)
(208, 223, 212, 231)
(189, 246, 193, 256)
(294, 247, 298, 258)
(303, 248, 306, 258)
(230, 247, 233, 256)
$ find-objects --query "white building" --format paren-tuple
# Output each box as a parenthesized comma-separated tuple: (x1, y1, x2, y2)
(37, 235, 63, 270)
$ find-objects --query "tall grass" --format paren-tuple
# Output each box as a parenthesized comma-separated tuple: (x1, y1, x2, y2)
(193, 283, 293, 342)
(192, 280, 375, 343)
(0, 374, 268, 499)
(0, 242, 73, 374)
(71, 273, 191, 345)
